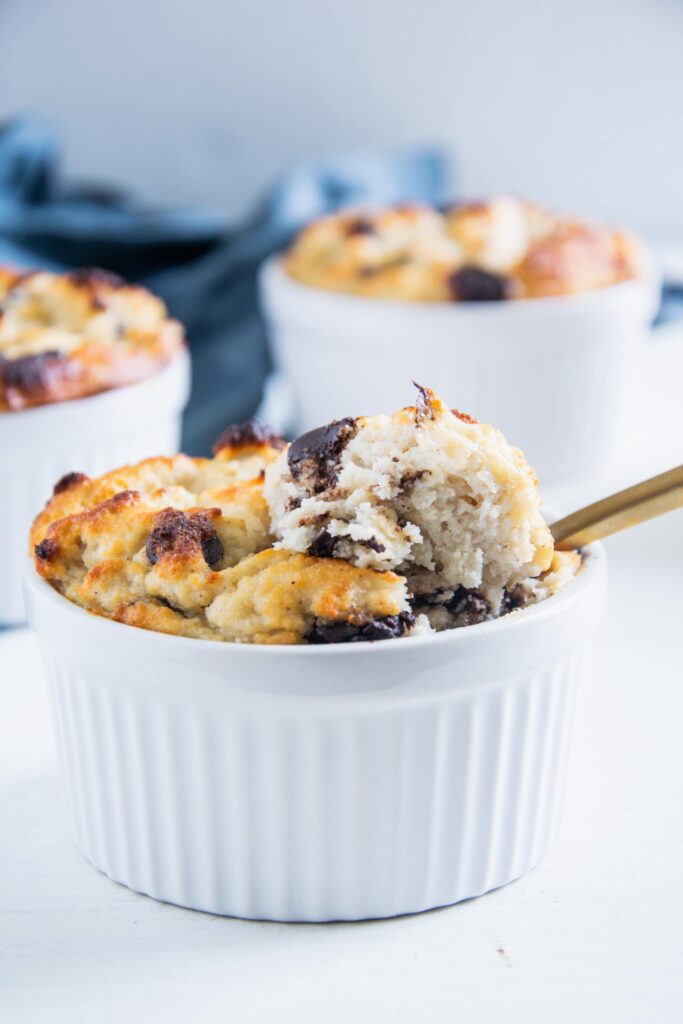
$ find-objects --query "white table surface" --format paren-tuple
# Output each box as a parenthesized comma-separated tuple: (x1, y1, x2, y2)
(2, 328, 683, 1023)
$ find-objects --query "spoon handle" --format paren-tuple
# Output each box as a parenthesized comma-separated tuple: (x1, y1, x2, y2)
(551, 464, 683, 550)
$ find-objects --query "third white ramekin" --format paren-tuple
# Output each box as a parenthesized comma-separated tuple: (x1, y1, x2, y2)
(1, 349, 190, 624)
(26, 540, 606, 922)
(259, 257, 659, 484)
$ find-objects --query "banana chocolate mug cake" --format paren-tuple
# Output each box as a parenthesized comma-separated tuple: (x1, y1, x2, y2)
(31, 387, 580, 644)
(285, 196, 644, 302)
(0, 267, 184, 411)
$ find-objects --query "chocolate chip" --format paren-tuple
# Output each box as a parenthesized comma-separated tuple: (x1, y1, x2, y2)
(200, 532, 224, 569)
(146, 509, 224, 569)
(399, 468, 429, 492)
(448, 266, 510, 302)
(52, 471, 89, 496)
(345, 217, 376, 237)
(35, 538, 58, 562)
(502, 586, 525, 613)
(447, 587, 491, 625)
(213, 418, 286, 455)
(155, 596, 190, 618)
(361, 537, 386, 553)
(307, 611, 416, 644)
(287, 417, 358, 491)
(308, 530, 338, 558)
(0, 351, 67, 393)
(308, 527, 384, 559)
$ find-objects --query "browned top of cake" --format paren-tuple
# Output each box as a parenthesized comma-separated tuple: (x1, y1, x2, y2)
(0, 267, 184, 411)
(284, 197, 645, 303)
(30, 393, 582, 646)
(30, 430, 414, 645)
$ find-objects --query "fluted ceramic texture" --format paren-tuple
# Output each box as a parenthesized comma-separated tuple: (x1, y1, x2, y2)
(44, 647, 586, 922)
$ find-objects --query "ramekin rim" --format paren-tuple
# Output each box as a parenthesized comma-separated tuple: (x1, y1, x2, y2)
(25, 541, 606, 658)
(260, 253, 659, 318)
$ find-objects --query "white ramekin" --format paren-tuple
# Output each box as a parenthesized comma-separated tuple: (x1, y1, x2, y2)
(25, 542, 606, 922)
(259, 257, 659, 483)
(0, 350, 190, 624)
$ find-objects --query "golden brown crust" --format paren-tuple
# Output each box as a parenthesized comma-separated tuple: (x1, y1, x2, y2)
(212, 418, 286, 457)
(29, 395, 580, 645)
(30, 439, 283, 552)
(284, 198, 644, 303)
(0, 267, 184, 411)
(515, 223, 640, 299)
(285, 204, 458, 302)
(203, 549, 410, 644)
(107, 548, 410, 645)
(31, 441, 413, 645)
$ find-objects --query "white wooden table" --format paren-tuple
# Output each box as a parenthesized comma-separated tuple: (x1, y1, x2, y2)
(2, 330, 682, 1023)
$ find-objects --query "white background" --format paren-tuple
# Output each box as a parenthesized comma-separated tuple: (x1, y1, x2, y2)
(1, 0, 682, 232)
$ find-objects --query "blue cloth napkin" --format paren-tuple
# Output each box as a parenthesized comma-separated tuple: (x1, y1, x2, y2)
(0, 117, 451, 453)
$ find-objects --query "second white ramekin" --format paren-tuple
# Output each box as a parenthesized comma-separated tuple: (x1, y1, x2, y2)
(26, 541, 606, 922)
(0, 349, 190, 624)
(259, 257, 659, 484)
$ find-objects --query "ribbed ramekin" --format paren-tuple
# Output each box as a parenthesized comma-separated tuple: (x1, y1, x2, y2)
(25, 543, 606, 922)
(0, 350, 190, 624)
(259, 257, 659, 484)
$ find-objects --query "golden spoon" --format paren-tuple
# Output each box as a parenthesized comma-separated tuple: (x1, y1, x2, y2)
(551, 464, 683, 550)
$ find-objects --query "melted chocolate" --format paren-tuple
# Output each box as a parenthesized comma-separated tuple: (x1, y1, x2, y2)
(501, 586, 525, 613)
(146, 508, 224, 569)
(308, 530, 338, 558)
(287, 417, 358, 491)
(34, 538, 59, 562)
(447, 587, 491, 625)
(155, 595, 190, 618)
(448, 266, 510, 302)
(345, 217, 376, 237)
(307, 611, 415, 644)
(0, 351, 67, 394)
(361, 537, 386, 553)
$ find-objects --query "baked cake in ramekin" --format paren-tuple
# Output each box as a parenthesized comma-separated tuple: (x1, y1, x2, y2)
(31, 387, 579, 644)
(261, 197, 657, 482)
(284, 197, 644, 303)
(26, 386, 605, 920)
(0, 267, 184, 411)
(0, 267, 189, 622)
